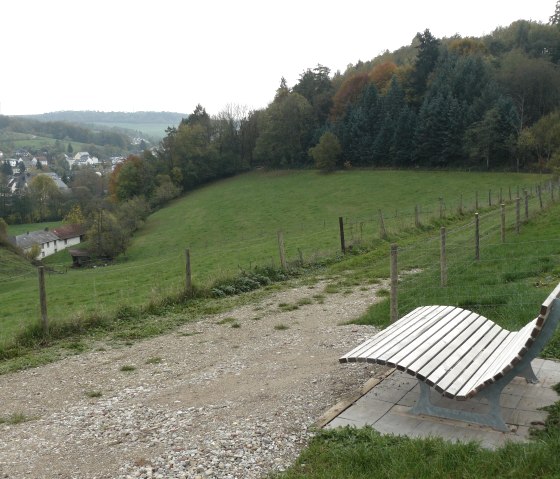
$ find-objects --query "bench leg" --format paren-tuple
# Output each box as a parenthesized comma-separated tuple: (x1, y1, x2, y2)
(410, 381, 509, 432)
(518, 364, 539, 384)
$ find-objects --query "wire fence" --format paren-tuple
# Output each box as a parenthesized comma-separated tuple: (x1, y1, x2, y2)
(1, 177, 558, 335)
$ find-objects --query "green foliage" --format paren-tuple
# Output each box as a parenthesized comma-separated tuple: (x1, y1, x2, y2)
(254, 92, 315, 168)
(0, 412, 33, 425)
(309, 132, 341, 172)
(27, 174, 62, 222)
(211, 266, 290, 298)
(62, 205, 85, 225)
(86, 196, 149, 259)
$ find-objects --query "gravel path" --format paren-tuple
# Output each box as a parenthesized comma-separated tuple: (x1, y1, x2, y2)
(0, 278, 388, 479)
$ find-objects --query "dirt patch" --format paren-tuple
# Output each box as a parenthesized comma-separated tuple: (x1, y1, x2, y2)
(0, 278, 389, 479)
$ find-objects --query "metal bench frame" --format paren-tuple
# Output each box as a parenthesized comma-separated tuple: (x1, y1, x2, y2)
(340, 284, 560, 432)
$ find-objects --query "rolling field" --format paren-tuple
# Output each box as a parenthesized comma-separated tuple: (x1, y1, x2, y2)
(0, 169, 546, 345)
(91, 122, 173, 140)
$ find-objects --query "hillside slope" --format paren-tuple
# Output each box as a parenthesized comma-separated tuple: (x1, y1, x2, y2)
(0, 241, 34, 282)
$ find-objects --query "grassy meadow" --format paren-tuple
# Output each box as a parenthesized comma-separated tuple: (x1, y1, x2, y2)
(3, 168, 560, 478)
(91, 121, 171, 140)
(0, 169, 547, 349)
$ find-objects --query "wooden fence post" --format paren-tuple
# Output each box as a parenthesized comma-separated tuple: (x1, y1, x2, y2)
(414, 205, 420, 228)
(501, 203, 506, 243)
(38, 266, 48, 338)
(516, 197, 521, 234)
(440, 227, 447, 287)
(538, 185, 543, 210)
(185, 249, 192, 295)
(298, 248, 304, 266)
(390, 244, 398, 323)
(524, 190, 529, 220)
(379, 209, 387, 239)
(339, 217, 346, 254)
(475, 213, 480, 261)
(277, 231, 287, 270)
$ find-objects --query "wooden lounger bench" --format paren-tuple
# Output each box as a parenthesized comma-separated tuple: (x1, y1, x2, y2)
(340, 283, 560, 432)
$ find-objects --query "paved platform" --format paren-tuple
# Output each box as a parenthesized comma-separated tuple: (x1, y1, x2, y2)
(322, 358, 560, 449)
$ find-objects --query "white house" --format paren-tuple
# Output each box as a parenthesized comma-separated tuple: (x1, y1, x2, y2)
(12, 224, 86, 259)
(52, 224, 85, 250)
(13, 229, 60, 259)
(31, 157, 48, 168)
(2, 158, 18, 168)
(73, 152, 99, 166)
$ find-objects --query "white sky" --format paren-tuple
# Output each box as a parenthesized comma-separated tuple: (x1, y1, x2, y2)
(0, 1, 554, 117)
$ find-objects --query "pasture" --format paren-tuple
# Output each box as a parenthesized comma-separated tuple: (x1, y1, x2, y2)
(0, 169, 546, 348)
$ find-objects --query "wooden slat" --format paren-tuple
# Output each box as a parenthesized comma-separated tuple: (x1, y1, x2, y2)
(432, 323, 503, 395)
(382, 307, 470, 368)
(479, 320, 538, 381)
(349, 306, 451, 363)
(408, 311, 486, 379)
(361, 306, 456, 364)
(464, 330, 519, 394)
(420, 317, 495, 387)
(448, 328, 512, 398)
(339, 306, 434, 362)
(342, 306, 431, 361)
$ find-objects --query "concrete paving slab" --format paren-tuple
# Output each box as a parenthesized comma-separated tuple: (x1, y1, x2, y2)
(323, 359, 560, 449)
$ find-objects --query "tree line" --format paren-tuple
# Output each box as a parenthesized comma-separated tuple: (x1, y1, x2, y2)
(109, 13, 560, 210)
(0, 115, 131, 151)
(6, 12, 560, 261)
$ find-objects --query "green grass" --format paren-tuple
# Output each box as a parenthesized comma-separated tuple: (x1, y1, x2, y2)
(216, 316, 237, 325)
(91, 121, 170, 140)
(0, 169, 547, 357)
(84, 390, 102, 398)
(145, 356, 163, 364)
(0, 130, 89, 151)
(0, 412, 35, 424)
(274, 193, 560, 479)
(275, 426, 560, 479)
(7, 221, 62, 237)
(119, 365, 136, 372)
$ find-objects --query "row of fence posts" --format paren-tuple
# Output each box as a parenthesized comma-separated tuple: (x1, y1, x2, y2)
(387, 191, 552, 323)
(187, 183, 551, 318)
(35, 182, 556, 336)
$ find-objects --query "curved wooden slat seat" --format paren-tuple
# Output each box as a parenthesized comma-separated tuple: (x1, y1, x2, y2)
(340, 283, 560, 431)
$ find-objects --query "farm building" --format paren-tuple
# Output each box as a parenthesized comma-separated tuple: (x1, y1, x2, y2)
(11, 224, 86, 259)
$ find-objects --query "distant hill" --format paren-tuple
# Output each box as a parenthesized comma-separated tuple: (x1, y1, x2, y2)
(23, 111, 187, 140)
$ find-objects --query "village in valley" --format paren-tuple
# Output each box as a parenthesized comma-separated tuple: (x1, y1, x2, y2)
(0, 147, 128, 261)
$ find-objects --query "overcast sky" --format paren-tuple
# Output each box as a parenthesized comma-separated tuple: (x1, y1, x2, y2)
(0, 1, 554, 117)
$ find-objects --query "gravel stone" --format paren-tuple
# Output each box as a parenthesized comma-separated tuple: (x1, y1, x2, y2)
(0, 279, 388, 478)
